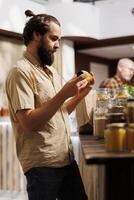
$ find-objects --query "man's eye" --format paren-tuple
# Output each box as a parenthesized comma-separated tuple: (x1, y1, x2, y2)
(51, 37, 57, 41)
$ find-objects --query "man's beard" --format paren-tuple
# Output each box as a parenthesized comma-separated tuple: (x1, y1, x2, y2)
(37, 43, 54, 66)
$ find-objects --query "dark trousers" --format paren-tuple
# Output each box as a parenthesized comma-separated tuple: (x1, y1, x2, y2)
(25, 160, 88, 200)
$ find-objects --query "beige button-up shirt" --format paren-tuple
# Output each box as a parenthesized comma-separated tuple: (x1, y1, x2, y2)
(6, 51, 74, 173)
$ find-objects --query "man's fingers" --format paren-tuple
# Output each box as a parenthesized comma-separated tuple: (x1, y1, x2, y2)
(77, 79, 88, 88)
(73, 75, 85, 83)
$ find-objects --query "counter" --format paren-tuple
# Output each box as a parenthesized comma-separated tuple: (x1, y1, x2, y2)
(79, 135, 134, 200)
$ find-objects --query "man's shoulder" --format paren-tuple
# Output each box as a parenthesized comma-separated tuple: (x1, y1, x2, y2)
(9, 57, 32, 74)
(6, 57, 33, 82)
(16, 57, 32, 71)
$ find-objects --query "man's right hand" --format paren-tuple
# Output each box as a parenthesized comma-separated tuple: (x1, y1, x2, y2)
(61, 76, 88, 99)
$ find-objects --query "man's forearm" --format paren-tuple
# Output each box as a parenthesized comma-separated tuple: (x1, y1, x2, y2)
(66, 84, 92, 114)
(17, 89, 67, 132)
(65, 95, 82, 114)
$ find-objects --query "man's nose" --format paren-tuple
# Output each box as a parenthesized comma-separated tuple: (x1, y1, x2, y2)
(54, 41, 60, 48)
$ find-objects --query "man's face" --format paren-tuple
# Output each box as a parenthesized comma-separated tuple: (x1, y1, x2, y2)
(120, 65, 134, 82)
(37, 21, 61, 66)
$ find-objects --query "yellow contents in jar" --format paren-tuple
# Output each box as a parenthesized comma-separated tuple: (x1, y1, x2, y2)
(77, 70, 93, 82)
(116, 92, 129, 99)
(97, 94, 109, 101)
(86, 73, 93, 81)
(104, 124, 127, 152)
(127, 126, 134, 151)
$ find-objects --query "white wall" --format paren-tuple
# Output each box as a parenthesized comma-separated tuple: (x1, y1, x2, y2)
(96, 0, 134, 38)
(61, 39, 75, 82)
(0, 0, 134, 39)
(61, 39, 78, 133)
(46, 2, 100, 38)
(0, 0, 46, 33)
(90, 62, 108, 89)
(0, 0, 100, 38)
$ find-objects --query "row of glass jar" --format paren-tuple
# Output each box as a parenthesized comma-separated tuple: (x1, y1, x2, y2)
(105, 97, 134, 152)
(94, 87, 134, 136)
(94, 115, 134, 152)
(93, 87, 134, 152)
(105, 123, 134, 152)
(96, 87, 130, 101)
(93, 99, 127, 139)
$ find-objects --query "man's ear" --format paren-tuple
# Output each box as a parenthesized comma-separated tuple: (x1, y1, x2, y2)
(33, 32, 41, 42)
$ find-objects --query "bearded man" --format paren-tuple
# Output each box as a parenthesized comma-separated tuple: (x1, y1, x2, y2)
(5, 10, 94, 200)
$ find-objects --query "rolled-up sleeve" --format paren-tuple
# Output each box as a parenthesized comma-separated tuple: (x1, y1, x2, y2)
(6, 67, 35, 113)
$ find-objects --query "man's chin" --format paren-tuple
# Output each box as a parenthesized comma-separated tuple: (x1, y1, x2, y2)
(40, 56, 54, 66)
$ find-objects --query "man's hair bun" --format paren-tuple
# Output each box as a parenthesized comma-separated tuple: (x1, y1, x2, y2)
(25, 10, 35, 17)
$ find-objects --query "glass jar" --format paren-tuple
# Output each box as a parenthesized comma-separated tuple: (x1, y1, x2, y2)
(106, 104, 126, 125)
(96, 88, 110, 101)
(126, 124, 134, 151)
(93, 107, 107, 138)
(106, 113, 126, 124)
(126, 98, 134, 124)
(96, 88, 111, 108)
(104, 123, 127, 152)
(115, 87, 130, 107)
(115, 87, 130, 99)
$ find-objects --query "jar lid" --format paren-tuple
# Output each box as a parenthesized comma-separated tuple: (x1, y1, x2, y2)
(106, 123, 126, 128)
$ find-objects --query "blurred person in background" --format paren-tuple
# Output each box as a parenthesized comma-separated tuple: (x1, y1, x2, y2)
(100, 58, 134, 89)
(5, 10, 94, 200)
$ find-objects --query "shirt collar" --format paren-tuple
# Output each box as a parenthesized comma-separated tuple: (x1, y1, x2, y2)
(23, 51, 53, 79)
(24, 51, 41, 69)
(114, 75, 123, 86)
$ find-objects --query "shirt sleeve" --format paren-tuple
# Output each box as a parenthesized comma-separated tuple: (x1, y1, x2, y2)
(6, 67, 35, 113)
